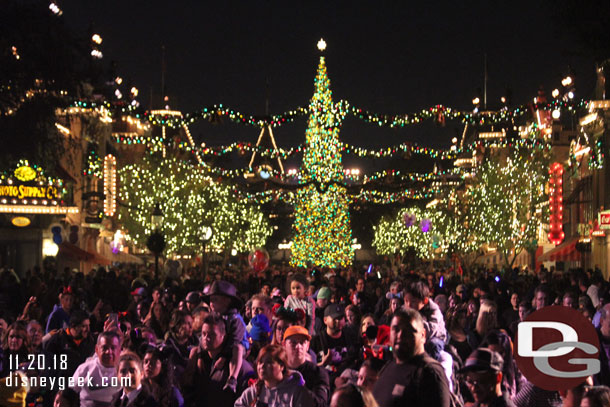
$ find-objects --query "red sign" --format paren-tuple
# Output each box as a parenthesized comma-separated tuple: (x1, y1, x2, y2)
(599, 210, 610, 230)
(547, 163, 564, 245)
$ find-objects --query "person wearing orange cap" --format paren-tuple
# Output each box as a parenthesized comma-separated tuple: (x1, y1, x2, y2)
(283, 326, 330, 407)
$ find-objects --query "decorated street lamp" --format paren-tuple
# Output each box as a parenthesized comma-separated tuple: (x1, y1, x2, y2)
(147, 203, 165, 281)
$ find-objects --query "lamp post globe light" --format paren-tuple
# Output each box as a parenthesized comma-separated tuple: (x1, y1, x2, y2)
(147, 203, 165, 281)
(151, 203, 163, 229)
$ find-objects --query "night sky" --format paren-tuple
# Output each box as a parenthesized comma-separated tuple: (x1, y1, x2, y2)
(64, 1, 594, 155)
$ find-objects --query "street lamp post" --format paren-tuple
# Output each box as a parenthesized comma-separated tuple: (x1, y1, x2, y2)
(147, 203, 165, 281)
(524, 238, 538, 273)
(278, 240, 292, 263)
(200, 225, 213, 280)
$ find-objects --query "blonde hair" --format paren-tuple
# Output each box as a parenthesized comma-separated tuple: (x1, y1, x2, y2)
(2, 322, 29, 351)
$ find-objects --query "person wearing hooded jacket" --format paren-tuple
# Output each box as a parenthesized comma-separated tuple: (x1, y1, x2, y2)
(403, 281, 447, 342)
(43, 310, 94, 379)
(235, 344, 314, 407)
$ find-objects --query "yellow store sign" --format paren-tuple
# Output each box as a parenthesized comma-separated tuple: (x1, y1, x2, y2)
(0, 185, 58, 200)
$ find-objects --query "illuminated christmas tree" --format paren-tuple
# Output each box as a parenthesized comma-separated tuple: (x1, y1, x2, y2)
(291, 40, 354, 267)
(466, 147, 550, 268)
(372, 205, 460, 260)
(119, 155, 272, 256)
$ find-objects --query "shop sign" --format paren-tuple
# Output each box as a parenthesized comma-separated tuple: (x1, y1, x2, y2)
(599, 210, 610, 230)
(0, 184, 58, 200)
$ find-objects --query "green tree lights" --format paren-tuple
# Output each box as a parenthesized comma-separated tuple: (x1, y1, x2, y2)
(373, 147, 550, 269)
(118, 155, 272, 256)
(372, 206, 460, 260)
(290, 55, 354, 267)
(466, 148, 550, 268)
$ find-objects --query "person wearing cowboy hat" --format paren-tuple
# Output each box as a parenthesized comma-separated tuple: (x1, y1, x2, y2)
(202, 280, 249, 393)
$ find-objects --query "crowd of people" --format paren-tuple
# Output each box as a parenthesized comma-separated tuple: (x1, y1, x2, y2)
(0, 261, 609, 407)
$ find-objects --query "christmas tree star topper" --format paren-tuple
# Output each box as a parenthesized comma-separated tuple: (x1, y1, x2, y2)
(317, 38, 327, 52)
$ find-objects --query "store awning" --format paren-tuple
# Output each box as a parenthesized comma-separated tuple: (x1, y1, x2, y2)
(58, 242, 111, 265)
(89, 251, 111, 266)
(109, 250, 145, 265)
(97, 241, 145, 265)
(538, 237, 580, 262)
(58, 242, 91, 261)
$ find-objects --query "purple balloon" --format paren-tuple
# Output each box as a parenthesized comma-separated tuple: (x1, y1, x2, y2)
(420, 219, 431, 233)
(403, 212, 416, 228)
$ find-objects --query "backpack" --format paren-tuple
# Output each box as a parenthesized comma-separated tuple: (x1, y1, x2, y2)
(443, 343, 465, 407)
